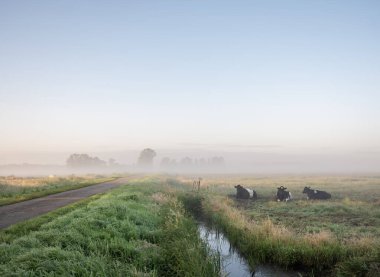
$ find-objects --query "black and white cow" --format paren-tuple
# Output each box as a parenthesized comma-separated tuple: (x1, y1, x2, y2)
(303, 187, 331, 200)
(234, 185, 257, 200)
(276, 186, 292, 202)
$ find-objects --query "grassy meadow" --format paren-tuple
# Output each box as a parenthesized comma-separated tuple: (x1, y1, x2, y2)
(1, 175, 379, 276)
(0, 177, 220, 276)
(0, 175, 115, 206)
(178, 175, 380, 276)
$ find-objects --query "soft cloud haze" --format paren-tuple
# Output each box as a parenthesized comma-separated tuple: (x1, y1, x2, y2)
(0, 1, 379, 172)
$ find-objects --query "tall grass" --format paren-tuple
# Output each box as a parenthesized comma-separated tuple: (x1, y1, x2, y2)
(0, 179, 220, 276)
(157, 195, 220, 276)
(179, 192, 380, 276)
(0, 194, 103, 244)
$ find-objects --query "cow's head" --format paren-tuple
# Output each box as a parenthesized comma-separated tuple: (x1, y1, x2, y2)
(302, 187, 311, 193)
(235, 184, 243, 189)
(277, 186, 290, 201)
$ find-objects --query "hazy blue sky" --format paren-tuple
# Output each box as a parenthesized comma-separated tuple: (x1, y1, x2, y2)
(1, 1, 379, 167)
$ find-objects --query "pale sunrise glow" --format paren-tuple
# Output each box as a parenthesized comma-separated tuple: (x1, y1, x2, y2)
(0, 1, 379, 172)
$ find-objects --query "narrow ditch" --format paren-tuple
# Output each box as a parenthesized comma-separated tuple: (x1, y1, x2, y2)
(197, 221, 301, 277)
(180, 194, 303, 276)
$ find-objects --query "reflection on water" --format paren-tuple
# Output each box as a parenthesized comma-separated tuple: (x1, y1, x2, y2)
(198, 223, 301, 277)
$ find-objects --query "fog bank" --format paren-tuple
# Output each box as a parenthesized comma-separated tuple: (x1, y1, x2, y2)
(1, 149, 379, 176)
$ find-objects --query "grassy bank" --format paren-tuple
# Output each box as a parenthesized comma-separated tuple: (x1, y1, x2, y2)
(0, 178, 219, 276)
(181, 190, 380, 276)
(3, 175, 377, 276)
(0, 194, 103, 244)
(177, 176, 380, 276)
(0, 176, 115, 206)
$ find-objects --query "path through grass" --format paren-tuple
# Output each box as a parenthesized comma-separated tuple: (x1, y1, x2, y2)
(0, 177, 219, 276)
(0, 176, 115, 206)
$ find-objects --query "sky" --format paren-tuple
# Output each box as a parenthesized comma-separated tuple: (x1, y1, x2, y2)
(0, 1, 379, 171)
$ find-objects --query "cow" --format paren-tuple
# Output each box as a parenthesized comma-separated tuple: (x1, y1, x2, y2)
(303, 187, 331, 200)
(276, 186, 292, 202)
(234, 185, 257, 200)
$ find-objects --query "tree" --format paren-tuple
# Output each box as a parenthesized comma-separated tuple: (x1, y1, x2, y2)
(137, 148, 156, 168)
(108, 158, 119, 167)
(160, 157, 171, 167)
(66, 153, 106, 168)
(180, 157, 193, 167)
(210, 156, 225, 166)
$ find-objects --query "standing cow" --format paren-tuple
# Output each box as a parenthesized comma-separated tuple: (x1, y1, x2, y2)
(276, 186, 292, 202)
(235, 185, 257, 200)
(303, 187, 331, 200)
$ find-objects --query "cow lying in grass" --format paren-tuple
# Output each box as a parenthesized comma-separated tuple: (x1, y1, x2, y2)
(234, 185, 257, 200)
(276, 186, 292, 202)
(303, 187, 331, 200)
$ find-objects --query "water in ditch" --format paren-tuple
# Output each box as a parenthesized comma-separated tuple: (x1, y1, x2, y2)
(198, 222, 302, 277)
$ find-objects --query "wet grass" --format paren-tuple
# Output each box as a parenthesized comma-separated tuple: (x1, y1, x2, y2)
(244, 200, 380, 240)
(0, 177, 220, 276)
(2, 175, 378, 276)
(176, 175, 380, 276)
(0, 194, 103, 244)
(193, 175, 380, 201)
(0, 176, 115, 206)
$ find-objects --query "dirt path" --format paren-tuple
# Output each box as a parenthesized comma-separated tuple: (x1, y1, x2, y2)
(0, 177, 132, 229)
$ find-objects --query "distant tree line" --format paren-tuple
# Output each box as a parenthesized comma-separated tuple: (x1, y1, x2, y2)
(66, 149, 225, 172)
(160, 156, 225, 169)
(66, 154, 119, 168)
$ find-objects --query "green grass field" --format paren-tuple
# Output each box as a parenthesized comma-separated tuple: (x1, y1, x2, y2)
(0, 177, 219, 276)
(178, 175, 380, 276)
(0, 175, 115, 206)
(1, 175, 379, 276)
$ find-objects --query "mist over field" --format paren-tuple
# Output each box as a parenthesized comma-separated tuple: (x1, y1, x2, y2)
(0, 147, 379, 176)
(1, 3, 380, 277)
(1, 1, 379, 176)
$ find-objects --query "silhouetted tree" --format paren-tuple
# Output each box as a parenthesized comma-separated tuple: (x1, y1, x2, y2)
(108, 158, 118, 167)
(199, 158, 207, 165)
(160, 157, 171, 167)
(210, 156, 225, 166)
(66, 154, 106, 168)
(170, 159, 178, 166)
(137, 148, 156, 168)
(180, 157, 193, 166)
